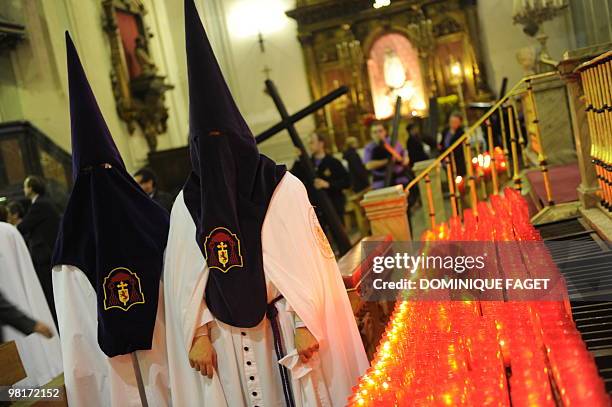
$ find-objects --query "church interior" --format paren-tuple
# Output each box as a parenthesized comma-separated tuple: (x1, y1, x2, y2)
(1, 0, 612, 405)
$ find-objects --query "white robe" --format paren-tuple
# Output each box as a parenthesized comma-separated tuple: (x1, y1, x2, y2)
(164, 173, 369, 407)
(0, 222, 63, 388)
(52, 266, 169, 406)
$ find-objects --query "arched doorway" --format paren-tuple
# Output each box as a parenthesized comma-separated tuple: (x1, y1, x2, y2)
(366, 33, 426, 119)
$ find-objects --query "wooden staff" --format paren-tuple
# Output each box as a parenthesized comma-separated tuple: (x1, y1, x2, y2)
(382, 141, 404, 162)
(131, 352, 149, 407)
(526, 80, 554, 205)
(507, 106, 522, 192)
(424, 174, 436, 229)
(486, 119, 499, 195)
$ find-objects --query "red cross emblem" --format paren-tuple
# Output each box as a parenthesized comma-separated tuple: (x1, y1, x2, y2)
(103, 267, 145, 311)
(204, 227, 243, 273)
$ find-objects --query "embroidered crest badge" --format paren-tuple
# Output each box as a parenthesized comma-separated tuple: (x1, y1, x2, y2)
(204, 227, 244, 273)
(308, 207, 335, 259)
(103, 267, 145, 311)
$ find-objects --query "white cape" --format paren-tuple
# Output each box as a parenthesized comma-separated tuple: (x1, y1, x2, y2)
(52, 265, 169, 407)
(164, 173, 369, 406)
(0, 222, 63, 388)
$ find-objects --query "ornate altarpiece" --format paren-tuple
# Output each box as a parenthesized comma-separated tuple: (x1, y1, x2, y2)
(287, 0, 491, 150)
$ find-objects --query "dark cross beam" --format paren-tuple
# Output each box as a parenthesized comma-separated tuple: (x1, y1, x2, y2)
(256, 86, 349, 144)
(384, 96, 403, 187)
(260, 79, 352, 255)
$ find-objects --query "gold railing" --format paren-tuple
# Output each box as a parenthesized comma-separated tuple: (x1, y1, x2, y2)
(406, 71, 557, 219)
(577, 51, 612, 213)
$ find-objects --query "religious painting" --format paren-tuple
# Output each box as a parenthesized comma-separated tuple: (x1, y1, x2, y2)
(0, 123, 72, 200)
(366, 32, 426, 119)
(40, 149, 69, 188)
(102, 0, 172, 151)
(0, 138, 25, 187)
(115, 9, 147, 80)
(431, 32, 481, 101)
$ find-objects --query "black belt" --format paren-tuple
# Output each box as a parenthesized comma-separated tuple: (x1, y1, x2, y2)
(266, 295, 296, 407)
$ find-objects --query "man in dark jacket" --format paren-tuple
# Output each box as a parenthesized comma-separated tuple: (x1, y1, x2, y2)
(0, 290, 53, 343)
(134, 167, 175, 212)
(406, 122, 429, 166)
(17, 175, 60, 327)
(440, 112, 467, 176)
(343, 136, 370, 193)
(309, 133, 350, 219)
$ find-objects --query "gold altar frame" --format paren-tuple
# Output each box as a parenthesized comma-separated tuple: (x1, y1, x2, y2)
(287, 0, 491, 150)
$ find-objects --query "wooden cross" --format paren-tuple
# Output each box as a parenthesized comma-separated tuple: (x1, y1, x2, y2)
(256, 79, 352, 255)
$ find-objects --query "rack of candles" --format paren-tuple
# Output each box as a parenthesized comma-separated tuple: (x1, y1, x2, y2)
(471, 147, 508, 179)
(348, 188, 609, 406)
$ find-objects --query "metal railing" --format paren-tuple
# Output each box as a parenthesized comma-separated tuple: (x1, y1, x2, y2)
(405, 71, 557, 223)
(577, 50, 612, 213)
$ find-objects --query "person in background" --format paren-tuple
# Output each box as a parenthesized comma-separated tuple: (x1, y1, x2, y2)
(363, 120, 411, 189)
(0, 204, 62, 386)
(1, 205, 54, 343)
(406, 122, 429, 166)
(7, 201, 25, 226)
(18, 175, 60, 327)
(440, 111, 467, 176)
(134, 167, 174, 212)
(290, 147, 309, 186)
(343, 136, 370, 193)
(308, 132, 351, 219)
(1, 206, 54, 342)
(0, 289, 53, 343)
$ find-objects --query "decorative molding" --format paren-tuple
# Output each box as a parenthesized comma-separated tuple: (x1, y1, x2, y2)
(432, 16, 463, 37)
(286, 0, 372, 28)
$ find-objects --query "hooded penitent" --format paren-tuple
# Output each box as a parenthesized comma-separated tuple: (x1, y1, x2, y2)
(182, 0, 286, 328)
(52, 33, 170, 357)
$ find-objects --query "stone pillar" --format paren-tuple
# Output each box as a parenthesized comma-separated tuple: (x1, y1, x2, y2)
(360, 185, 411, 241)
(521, 74, 575, 167)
